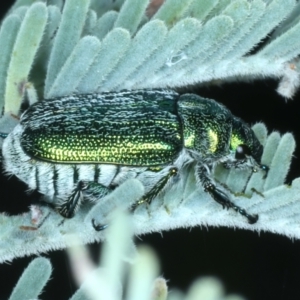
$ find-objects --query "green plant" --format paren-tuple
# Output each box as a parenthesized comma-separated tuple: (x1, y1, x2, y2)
(1, 0, 300, 298)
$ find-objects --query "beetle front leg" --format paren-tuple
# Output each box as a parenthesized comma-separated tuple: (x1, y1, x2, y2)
(222, 159, 269, 178)
(196, 164, 258, 224)
(221, 145, 269, 178)
(204, 182, 258, 224)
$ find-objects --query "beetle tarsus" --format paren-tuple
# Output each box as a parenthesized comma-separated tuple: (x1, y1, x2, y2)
(131, 167, 178, 210)
(92, 218, 108, 231)
(204, 182, 258, 224)
(260, 164, 269, 179)
(198, 161, 258, 224)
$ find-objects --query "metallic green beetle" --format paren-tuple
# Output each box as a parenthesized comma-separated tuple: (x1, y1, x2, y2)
(2, 90, 268, 228)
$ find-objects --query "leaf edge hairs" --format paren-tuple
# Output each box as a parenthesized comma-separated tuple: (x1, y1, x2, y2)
(1, 90, 268, 229)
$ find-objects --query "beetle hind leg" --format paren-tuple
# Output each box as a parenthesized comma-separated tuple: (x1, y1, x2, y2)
(57, 181, 88, 218)
(197, 164, 258, 224)
(57, 181, 113, 219)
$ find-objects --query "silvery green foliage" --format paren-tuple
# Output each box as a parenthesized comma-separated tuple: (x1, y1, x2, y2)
(0, 0, 299, 264)
(8, 257, 52, 300)
(1, 0, 300, 118)
(8, 212, 246, 300)
(0, 0, 299, 298)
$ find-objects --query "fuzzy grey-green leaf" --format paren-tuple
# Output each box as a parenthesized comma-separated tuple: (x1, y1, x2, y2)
(77, 28, 131, 93)
(252, 122, 268, 147)
(188, 0, 251, 65)
(152, 16, 233, 87)
(125, 17, 202, 89)
(44, 0, 90, 97)
(93, 10, 118, 40)
(226, 168, 252, 194)
(223, 0, 250, 24)
(29, 5, 61, 94)
(102, 19, 168, 91)
(90, 0, 125, 17)
(264, 133, 295, 191)
(153, 0, 193, 27)
(223, 0, 265, 60)
(9, 0, 37, 13)
(236, 0, 295, 56)
(261, 132, 281, 168)
(184, 0, 219, 21)
(10, 6, 28, 20)
(86, 179, 144, 226)
(9, 257, 52, 300)
(209, 0, 231, 15)
(4, 2, 47, 114)
(245, 131, 280, 195)
(47, 36, 101, 98)
(82, 9, 97, 36)
(47, 0, 63, 10)
(258, 18, 300, 61)
(114, 0, 149, 34)
(0, 15, 21, 115)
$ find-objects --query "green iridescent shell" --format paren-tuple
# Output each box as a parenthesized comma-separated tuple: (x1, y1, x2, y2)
(20, 90, 182, 166)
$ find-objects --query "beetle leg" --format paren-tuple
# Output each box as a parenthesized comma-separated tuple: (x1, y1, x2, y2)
(222, 157, 268, 178)
(92, 219, 109, 231)
(83, 181, 113, 202)
(57, 181, 87, 218)
(196, 164, 258, 224)
(132, 167, 178, 209)
(57, 181, 113, 218)
(84, 182, 113, 231)
(93, 168, 178, 230)
(204, 182, 258, 224)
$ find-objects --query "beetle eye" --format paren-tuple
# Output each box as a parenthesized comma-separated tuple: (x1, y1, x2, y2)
(235, 144, 251, 159)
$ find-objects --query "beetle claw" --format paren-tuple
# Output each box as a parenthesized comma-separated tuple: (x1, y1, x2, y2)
(92, 218, 108, 231)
